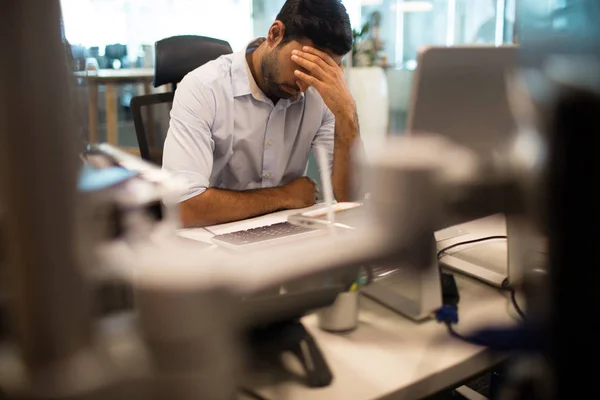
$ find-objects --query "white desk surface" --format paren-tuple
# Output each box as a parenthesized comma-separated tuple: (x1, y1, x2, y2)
(247, 275, 516, 400)
(179, 210, 517, 400)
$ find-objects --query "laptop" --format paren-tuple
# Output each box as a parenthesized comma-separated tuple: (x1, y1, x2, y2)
(210, 220, 323, 251)
(210, 203, 362, 251)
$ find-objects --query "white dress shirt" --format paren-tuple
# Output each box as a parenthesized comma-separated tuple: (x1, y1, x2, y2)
(162, 42, 335, 202)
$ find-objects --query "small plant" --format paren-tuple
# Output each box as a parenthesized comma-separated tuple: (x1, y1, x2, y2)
(352, 12, 386, 67)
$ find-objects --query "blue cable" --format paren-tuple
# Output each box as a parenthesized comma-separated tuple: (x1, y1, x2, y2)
(436, 236, 534, 351)
(434, 304, 541, 352)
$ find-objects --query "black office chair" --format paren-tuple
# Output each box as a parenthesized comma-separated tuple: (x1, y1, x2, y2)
(105, 43, 128, 69)
(131, 35, 233, 164)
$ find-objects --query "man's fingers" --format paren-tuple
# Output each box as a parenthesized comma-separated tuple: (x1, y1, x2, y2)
(294, 70, 320, 88)
(291, 54, 326, 79)
(292, 50, 331, 72)
(302, 46, 338, 67)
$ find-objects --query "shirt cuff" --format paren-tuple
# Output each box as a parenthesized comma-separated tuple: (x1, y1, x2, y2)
(178, 187, 207, 203)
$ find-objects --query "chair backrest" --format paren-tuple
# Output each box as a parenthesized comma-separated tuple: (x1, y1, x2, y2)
(130, 92, 174, 164)
(132, 35, 233, 164)
(153, 35, 233, 88)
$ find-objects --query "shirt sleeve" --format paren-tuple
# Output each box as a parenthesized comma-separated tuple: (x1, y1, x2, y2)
(162, 74, 216, 203)
(310, 106, 335, 175)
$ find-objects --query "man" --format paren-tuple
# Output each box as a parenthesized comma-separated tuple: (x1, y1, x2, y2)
(163, 0, 360, 227)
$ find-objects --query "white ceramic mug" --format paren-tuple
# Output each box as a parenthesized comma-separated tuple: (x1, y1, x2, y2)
(317, 290, 360, 332)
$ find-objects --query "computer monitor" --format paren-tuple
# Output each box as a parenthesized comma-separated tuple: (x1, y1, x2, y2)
(406, 45, 518, 161)
(405, 45, 523, 286)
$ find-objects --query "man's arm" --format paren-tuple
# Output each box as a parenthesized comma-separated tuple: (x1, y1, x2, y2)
(179, 177, 316, 228)
(331, 108, 360, 202)
(311, 107, 360, 202)
(292, 47, 361, 202)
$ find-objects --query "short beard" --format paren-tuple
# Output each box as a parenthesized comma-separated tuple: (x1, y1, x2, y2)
(260, 48, 295, 100)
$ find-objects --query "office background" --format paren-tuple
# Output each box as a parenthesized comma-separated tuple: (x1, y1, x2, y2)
(61, 0, 574, 151)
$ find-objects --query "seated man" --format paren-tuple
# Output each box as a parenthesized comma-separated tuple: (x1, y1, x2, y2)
(163, 0, 360, 227)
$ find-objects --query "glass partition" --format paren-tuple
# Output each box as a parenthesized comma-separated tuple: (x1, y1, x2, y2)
(59, 0, 517, 150)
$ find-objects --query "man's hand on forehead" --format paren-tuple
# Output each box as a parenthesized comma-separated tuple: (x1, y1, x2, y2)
(290, 46, 343, 84)
(291, 46, 354, 118)
(302, 46, 343, 67)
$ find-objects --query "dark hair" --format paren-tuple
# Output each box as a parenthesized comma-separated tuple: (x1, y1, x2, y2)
(276, 0, 353, 56)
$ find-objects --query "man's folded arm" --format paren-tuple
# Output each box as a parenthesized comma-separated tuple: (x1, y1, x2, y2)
(179, 187, 293, 227)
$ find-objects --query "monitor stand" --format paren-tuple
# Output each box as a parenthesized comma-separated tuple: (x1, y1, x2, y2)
(246, 319, 333, 388)
(361, 235, 442, 321)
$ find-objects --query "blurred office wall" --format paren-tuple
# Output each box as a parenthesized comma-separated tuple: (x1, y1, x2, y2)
(60, 0, 516, 150)
(357, 0, 517, 134)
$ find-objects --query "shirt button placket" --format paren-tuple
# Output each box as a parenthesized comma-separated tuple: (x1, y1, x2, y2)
(262, 109, 279, 188)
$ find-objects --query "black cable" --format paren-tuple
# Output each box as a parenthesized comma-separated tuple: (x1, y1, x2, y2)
(437, 235, 508, 260)
(509, 287, 526, 319)
(238, 387, 270, 400)
(445, 322, 486, 347)
(437, 235, 526, 319)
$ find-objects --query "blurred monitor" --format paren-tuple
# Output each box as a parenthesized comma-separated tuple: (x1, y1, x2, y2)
(406, 45, 519, 230)
(406, 45, 518, 161)
(405, 45, 520, 286)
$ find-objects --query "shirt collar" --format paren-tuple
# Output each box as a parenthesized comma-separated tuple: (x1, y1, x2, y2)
(231, 47, 253, 98)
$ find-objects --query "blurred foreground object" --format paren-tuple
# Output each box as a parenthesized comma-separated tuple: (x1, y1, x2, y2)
(0, 1, 236, 399)
(0, 1, 132, 398)
(1, 0, 598, 399)
(496, 1, 600, 398)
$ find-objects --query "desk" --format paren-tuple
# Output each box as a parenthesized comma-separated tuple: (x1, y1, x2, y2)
(249, 276, 513, 399)
(75, 68, 154, 148)
(179, 211, 517, 400)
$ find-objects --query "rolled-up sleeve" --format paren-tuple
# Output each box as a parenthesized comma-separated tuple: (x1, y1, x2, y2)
(162, 75, 216, 203)
(311, 106, 335, 174)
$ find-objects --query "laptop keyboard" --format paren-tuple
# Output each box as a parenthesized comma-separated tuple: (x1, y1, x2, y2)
(212, 222, 317, 246)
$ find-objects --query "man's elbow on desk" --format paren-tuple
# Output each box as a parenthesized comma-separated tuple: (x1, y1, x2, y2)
(178, 188, 261, 228)
(178, 190, 217, 228)
(178, 188, 255, 228)
(177, 180, 316, 228)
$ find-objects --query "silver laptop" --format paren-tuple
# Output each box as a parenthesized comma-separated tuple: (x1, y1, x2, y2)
(406, 45, 524, 287)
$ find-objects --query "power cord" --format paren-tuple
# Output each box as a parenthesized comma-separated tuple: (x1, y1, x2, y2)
(434, 305, 486, 346)
(437, 235, 526, 319)
(435, 235, 531, 347)
(509, 287, 526, 320)
(445, 322, 488, 347)
(437, 235, 508, 260)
